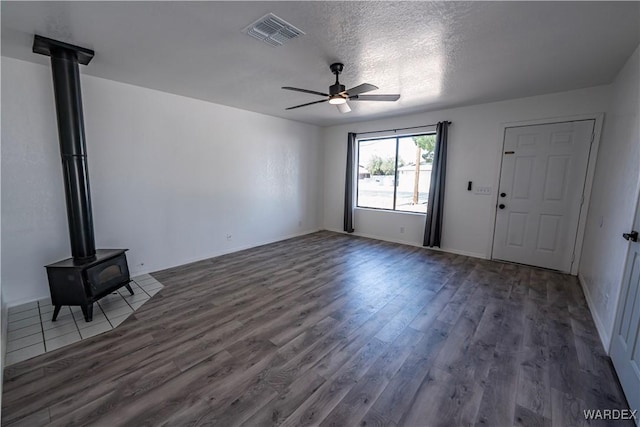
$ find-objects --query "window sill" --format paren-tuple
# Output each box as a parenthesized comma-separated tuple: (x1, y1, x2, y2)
(355, 207, 426, 217)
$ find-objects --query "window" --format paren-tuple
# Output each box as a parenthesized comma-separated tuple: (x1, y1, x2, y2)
(356, 133, 436, 214)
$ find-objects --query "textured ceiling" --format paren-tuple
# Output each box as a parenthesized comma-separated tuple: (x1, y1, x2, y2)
(2, 1, 639, 127)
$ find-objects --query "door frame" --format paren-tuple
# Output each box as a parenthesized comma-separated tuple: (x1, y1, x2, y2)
(487, 113, 604, 275)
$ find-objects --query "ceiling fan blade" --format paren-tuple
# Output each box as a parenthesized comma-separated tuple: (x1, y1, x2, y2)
(337, 102, 351, 113)
(285, 99, 329, 110)
(350, 94, 400, 102)
(282, 87, 329, 97)
(345, 83, 378, 96)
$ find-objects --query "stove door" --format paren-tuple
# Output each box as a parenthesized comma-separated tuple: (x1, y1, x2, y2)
(85, 254, 130, 297)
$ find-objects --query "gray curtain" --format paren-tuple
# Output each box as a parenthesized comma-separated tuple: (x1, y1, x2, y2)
(344, 132, 356, 233)
(424, 122, 449, 247)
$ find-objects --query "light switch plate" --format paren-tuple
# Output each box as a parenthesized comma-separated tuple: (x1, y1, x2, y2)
(474, 186, 492, 195)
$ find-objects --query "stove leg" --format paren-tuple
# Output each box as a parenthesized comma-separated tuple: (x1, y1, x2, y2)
(81, 304, 93, 322)
(125, 283, 134, 295)
(52, 305, 62, 321)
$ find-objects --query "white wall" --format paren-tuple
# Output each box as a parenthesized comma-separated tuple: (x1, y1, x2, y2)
(579, 45, 640, 350)
(323, 86, 611, 258)
(1, 57, 323, 306)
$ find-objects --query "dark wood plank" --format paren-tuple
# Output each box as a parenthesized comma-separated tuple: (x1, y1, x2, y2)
(550, 387, 586, 427)
(517, 346, 552, 420)
(280, 338, 387, 426)
(514, 404, 552, 427)
(241, 370, 326, 426)
(363, 322, 451, 425)
(523, 297, 549, 348)
(319, 328, 424, 427)
(400, 366, 484, 427)
(474, 349, 520, 426)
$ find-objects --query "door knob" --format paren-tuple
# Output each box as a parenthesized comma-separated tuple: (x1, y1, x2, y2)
(623, 231, 638, 242)
(500, 193, 506, 197)
(499, 204, 506, 209)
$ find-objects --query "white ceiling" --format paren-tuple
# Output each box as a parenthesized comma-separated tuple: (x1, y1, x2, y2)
(2, 1, 639, 127)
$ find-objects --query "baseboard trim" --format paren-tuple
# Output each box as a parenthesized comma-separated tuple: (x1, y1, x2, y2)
(5, 228, 324, 309)
(578, 272, 612, 353)
(323, 228, 487, 260)
(129, 228, 324, 278)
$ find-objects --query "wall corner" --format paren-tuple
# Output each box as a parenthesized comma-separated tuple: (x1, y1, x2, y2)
(577, 272, 612, 353)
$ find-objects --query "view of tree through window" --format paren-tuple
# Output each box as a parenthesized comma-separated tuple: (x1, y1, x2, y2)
(356, 133, 436, 213)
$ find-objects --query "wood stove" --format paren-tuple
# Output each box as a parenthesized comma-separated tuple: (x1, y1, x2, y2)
(46, 250, 132, 322)
(35, 35, 133, 322)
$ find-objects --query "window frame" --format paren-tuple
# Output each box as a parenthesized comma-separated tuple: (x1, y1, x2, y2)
(355, 132, 436, 214)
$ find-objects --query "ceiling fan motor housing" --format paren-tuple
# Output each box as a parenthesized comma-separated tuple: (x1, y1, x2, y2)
(330, 83, 346, 96)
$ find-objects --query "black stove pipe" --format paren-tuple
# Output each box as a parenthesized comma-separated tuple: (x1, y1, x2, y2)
(33, 35, 96, 260)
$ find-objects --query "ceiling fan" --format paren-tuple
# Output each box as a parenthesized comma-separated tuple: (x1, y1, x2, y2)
(282, 63, 400, 113)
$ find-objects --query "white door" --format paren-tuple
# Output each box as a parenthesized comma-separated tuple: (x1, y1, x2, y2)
(610, 194, 640, 417)
(492, 120, 594, 272)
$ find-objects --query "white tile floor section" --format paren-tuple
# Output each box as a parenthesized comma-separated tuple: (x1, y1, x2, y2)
(5, 274, 164, 366)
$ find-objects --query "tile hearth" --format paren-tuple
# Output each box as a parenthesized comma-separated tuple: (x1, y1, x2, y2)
(5, 274, 163, 366)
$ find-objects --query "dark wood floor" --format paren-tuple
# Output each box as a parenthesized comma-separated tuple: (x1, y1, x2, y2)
(2, 231, 631, 426)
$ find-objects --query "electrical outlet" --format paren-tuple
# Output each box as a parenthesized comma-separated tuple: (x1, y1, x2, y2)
(400, 227, 405, 234)
(298, 220, 302, 227)
(226, 233, 232, 241)
(474, 186, 492, 195)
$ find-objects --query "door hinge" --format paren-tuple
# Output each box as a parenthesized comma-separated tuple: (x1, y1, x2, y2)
(590, 132, 595, 143)
(580, 195, 584, 206)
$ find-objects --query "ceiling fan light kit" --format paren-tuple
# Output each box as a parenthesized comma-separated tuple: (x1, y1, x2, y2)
(337, 103, 351, 113)
(328, 96, 346, 105)
(283, 62, 400, 113)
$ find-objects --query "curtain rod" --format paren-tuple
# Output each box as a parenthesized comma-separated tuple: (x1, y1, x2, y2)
(355, 121, 451, 136)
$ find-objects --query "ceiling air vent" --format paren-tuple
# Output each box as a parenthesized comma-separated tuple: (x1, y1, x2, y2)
(244, 13, 304, 47)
